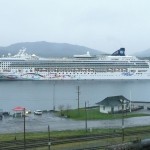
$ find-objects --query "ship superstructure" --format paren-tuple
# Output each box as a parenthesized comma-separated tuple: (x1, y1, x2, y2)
(0, 48, 150, 80)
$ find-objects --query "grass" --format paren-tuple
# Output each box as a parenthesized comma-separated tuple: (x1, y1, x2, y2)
(1, 126, 150, 150)
(1, 125, 150, 142)
(57, 107, 150, 120)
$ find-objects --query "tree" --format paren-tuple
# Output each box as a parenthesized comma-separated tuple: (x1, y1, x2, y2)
(66, 104, 71, 118)
(58, 105, 64, 116)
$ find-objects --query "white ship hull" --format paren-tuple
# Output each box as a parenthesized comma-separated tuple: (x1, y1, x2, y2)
(1, 71, 150, 80)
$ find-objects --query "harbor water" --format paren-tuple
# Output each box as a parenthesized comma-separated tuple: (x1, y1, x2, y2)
(0, 80, 150, 112)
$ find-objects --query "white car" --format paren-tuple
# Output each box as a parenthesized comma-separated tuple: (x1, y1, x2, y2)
(34, 110, 42, 115)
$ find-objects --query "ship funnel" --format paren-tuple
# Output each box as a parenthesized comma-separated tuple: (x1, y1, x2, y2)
(111, 48, 125, 56)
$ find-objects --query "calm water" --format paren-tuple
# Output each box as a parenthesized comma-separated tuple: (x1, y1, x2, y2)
(0, 80, 150, 112)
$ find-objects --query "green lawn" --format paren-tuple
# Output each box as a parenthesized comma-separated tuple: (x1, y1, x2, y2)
(57, 107, 150, 120)
(1, 125, 150, 142)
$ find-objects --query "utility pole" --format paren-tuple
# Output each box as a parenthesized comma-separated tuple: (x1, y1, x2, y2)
(48, 125, 51, 150)
(122, 99, 124, 142)
(85, 101, 87, 133)
(130, 91, 132, 112)
(23, 108, 26, 150)
(77, 86, 80, 112)
(53, 81, 55, 111)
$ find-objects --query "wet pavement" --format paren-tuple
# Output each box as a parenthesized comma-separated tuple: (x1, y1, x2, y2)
(0, 110, 150, 134)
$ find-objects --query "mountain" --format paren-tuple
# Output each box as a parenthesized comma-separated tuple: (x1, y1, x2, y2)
(1, 42, 150, 58)
(134, 48, 150, 57)
(0, 41, 104, 57)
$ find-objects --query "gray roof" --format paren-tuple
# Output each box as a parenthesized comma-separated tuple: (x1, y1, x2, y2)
(96, 95, 130, 107)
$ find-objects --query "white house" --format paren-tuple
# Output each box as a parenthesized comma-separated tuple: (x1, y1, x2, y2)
(96, 95, 130, 114)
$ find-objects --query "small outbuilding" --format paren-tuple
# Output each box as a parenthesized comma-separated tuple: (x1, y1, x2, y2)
(96, 95, 131, 114)
(13, 106, 25, 117)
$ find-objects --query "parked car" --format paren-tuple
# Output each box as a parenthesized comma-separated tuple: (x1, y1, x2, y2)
(34, 110, 42, 115)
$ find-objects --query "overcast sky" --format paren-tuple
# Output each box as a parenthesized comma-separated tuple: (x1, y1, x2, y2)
(0, 0, 150, 54)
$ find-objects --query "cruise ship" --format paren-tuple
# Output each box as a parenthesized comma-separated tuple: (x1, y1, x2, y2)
(0, 48, 150, 80)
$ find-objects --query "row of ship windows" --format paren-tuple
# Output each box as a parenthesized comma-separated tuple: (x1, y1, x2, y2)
(1, 65, 149, 69)
(2, 70, 127, 73)
(53, 73, 143, 75)
(1, 62, 131, 65)
(1, 69, 143, 75)
(6, 64, 148, 67)
(51, 72, 142, 74)
(0, 60, 147, 63)
(1, 62, 148, 65)
(1, 68, 147, 71)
